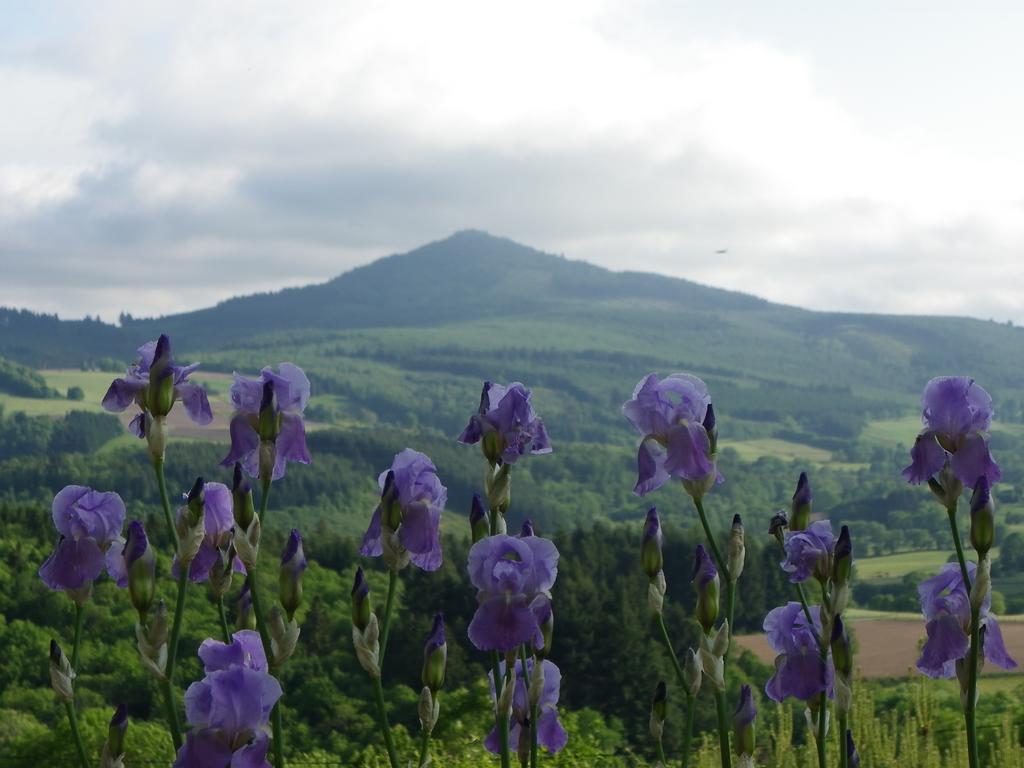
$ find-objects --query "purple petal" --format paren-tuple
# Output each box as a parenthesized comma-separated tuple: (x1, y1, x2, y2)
(177, 383, 214, 426)
(664, 421, 715, 482)
(950, 433, 1002, 487)
(766, 648, 829, 701)
(128, 413, 146, 438)
(105, 536, 128, 588)
(359, 507, 384, 558)
(467, 535, 534, 593)
(901, 431, 948, 485)
(199, 630, 268, 673)
(399, 501, 442, 571)
(520, 536, 559, 594)
(220, 415, 259, 469)
(982, 615, 1018, 670)
(468, 595, 538, 652)
(203, 482, 235, 541)
(231, 732, 272, 768)
(39, 537, 105, 591)
(536, 706, 568, 752)
(272, 363, 310, 413)
(633, 439, 670, 496)
(52, 486, 125, 546)
(102, 376, 146, 413)
(457, 414, 484, 445)
(917, 615, 968, 678)
(530, 418, 552, 454)
(230, 373, 266, 413)
(922, 377, 993, 437)
(172, 729, 233, 768)
(273, 412, 311, 479)
(186, 544, 219, 583)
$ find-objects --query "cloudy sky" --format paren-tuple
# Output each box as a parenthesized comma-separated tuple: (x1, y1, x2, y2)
(3, 1, 1023, 323)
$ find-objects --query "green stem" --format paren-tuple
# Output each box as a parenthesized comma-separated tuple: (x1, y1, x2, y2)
(492, 652, 512, 768)
(160, 679, 182, 750)
(654, 614, 694, 768)
(839, 713, 849, 768)
(154, 460, 176, 542)
(966, 604, 981, 768)
(418, 725, 432, 768)
(371, 674, 400, 768)
(260, 476, 272, 520)
(682, 693, 696, 768)
(712, 688, 732, 768)
(379, 570, 398, 663)
(217, 596, 231, 643)
(64, 699, 89, 768)
(655, 737, 668, 767)
(71, 602, 84, 669)
(725, 577, 736, 660)
(248, 568, 285, 767)
(815, 691, 827, 768)
(692, 497, 730, 580)
(946, 501, 979, 768)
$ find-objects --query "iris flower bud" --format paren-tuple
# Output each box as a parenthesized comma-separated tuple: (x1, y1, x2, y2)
(235, 584, 256, 632)
(791, 472, 812, 531)
(733, 684, 757, 759)
(101, 704, 128, 768)
(49, 639, 75, 700)
(970, 477, 995, 557)
(379, 470, 402, 530)
(703, 403, 718, 454)
(728, 514, 745, 581)
(124, 521, 156, 620)
(470, 493, 489, 542)
(832, 525, 853, 586)
(768, 510, 788, 543)
(847, 730, 861, 768)
(147, 335, 176, 418)
(421, 613, 447, 693)
(231, 463, 256, 531)
(649, 680, 667, 740)
(279, 529, 307, 621)
(692, 545, 720, 634)
(640, 507, 664, 581)
(176, 477, 206, 565)
(534, 598, 554, 658)
(683, 648, 702, 698)
(351, 567, 372, 632)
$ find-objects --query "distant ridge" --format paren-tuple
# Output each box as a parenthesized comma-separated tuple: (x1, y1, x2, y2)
(0, 230, 1021, 396)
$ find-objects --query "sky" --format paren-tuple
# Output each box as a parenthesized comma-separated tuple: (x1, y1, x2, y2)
(2, 1, 1023, 323)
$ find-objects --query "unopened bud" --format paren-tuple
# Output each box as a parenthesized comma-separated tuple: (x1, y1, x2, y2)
(418, 685, 440, 734)
(49, 639, 75, 700)
(649, 680, 667, 740)
(768, 510, 788, 543)
(641, 507, 664, 580)
(279, 529, 307, 620)
(351, 568, 372, 631)
(831, 615, 853, 679)
(846, 730, 861, 768)
(236, 584, 256, 632)
(683, 648, 702, 698)
(231, 463, 256, 530)
(268, 605, 300, 667)
(733, 684, 756, 758)
(124, 521, 156, 620)
(728, 514, 745, 581)
(147, 335, 175, 417)
(692, 545, 719, 633)
(487, 463, 512, 513)
(534, 598, 554, 658)
(970, 556, 992, 613)
(470, 493, 489, 543)
(832, 525, 853, 587)
(791, 472, 812, 532)
(100, 703, 128, 767)
(421, 614, 447, 693)
(970, 477, 995, 557)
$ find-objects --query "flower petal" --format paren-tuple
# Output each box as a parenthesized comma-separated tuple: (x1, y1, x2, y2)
(177, 383, 214, 426)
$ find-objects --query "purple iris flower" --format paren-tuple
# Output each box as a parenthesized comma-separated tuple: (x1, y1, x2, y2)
(39, 486, 127, 593)
(485, 658, 568, 755)
(360, 449, 447, 571)
(220, 363, 312, 481)
(458, 381, 552, 465)
(102, 335, 213, 436)
(781, 520, 835, 583)
(917, 562, 1016, 678)
(764, 602, 832, 703)
(467, 533, 558, 652)
(622, 372, 722, 496)
(175, 631, 281, 768)
(173, 482, 239, 582)
(902, 376, 1001, 487)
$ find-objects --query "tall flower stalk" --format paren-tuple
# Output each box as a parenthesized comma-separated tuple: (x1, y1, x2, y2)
(625, 372, 735, 768)
(902, 376, 1012, 768)
(458, 380, 554, 768)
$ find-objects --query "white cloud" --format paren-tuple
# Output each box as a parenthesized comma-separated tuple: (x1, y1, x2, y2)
(1, 0, 1022, 323)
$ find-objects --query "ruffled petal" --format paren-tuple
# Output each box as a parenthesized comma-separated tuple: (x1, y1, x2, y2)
(231, 732, 272, 768)
(468, 595, 538, 652)
(901, 431, 948, 485)
(220, 415, 259, 469)
(273, 412, 311, 479)
(536, 706, 568, 752)
(916, 614, 967, 678)
(664, 421, 715, 483)
(633, 439, 670, 496)
(359, 507, 383, 558)
(177, 383, 214, 426)
(172, 728, 232, 768)
(950, 433, 1002, 487)
(39, 537, 105, 591)
(105, 536, 128, 588)
(982, 615, 1018, 670)
(399, 501, 442, 571)
(102, 376, 147, 413)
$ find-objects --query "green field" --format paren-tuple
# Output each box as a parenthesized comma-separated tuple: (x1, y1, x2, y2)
(855, 550, 955, 580)
(726, 438, 833, 464)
